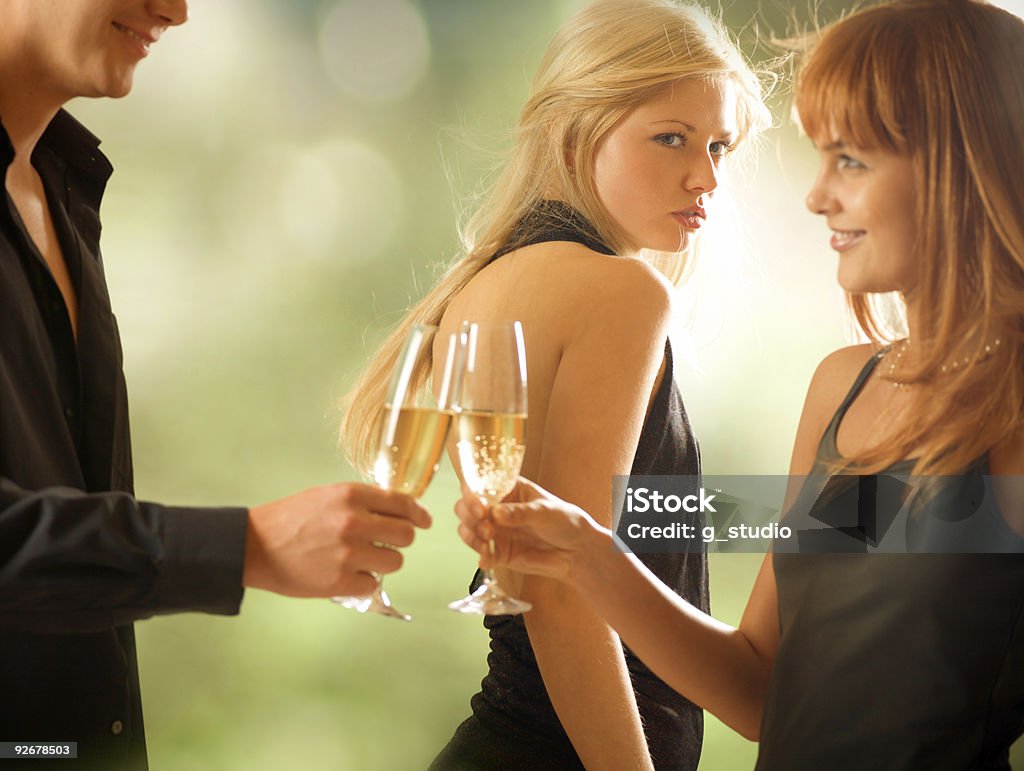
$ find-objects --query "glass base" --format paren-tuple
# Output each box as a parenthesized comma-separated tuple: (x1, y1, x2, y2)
(331, 584, 411, 622)
(448, 579, 532, 616)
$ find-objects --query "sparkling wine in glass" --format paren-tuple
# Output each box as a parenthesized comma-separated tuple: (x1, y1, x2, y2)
(448, 320, 533, 616)
(332, 324, 453, 621)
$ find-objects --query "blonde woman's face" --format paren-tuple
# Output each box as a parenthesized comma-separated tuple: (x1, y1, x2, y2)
(592, 77, 737, 253)
(805, 139, 918, 294)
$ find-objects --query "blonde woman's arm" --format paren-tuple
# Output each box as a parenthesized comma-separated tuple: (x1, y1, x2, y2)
(511, 255, 677, 770)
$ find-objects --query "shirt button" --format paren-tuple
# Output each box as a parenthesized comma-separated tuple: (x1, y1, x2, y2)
(63, 405, 75, 419)
(111, 720, 124, 735)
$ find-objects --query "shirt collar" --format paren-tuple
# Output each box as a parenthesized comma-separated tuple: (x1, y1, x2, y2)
(38, 109, 114, 186)
(0, 108, 113, 187)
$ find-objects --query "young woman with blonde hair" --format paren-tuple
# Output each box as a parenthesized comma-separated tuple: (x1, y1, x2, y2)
(342, 0, 770, 767)
(454, 0, 1024, 767)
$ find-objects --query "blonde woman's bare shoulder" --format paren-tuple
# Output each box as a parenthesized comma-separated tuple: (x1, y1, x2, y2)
(478, 242, 673, 351)
(514, 241, 673, 311)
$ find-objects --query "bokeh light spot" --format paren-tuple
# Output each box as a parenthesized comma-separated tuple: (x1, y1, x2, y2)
(318, 0, 431, 103)
(278, 140, 405, 261)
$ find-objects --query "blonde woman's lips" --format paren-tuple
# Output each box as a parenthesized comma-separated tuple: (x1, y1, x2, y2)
(672, 209, 705, 230)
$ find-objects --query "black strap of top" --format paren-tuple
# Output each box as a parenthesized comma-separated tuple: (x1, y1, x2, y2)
(817, 348, 888, 461)
(487, 200, 614, 264)
(815, 346, 995, 477)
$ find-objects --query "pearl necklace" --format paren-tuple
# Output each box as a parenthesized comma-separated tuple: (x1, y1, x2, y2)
(884, 338, 1002, 389)
(885, 339, 912, 390)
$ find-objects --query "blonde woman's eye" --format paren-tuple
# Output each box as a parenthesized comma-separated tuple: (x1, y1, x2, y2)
(655, 133, 687, 148)
(709, 141, 732, 158)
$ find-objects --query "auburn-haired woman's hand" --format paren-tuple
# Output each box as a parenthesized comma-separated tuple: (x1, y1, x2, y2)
(454, 478, 607, 581)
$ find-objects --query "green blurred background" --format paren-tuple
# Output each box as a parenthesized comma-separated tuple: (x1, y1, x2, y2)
(67, 0, 1024, 768)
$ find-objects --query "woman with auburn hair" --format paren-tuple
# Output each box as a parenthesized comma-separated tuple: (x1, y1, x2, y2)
(341, 0, 770, 767)
(454, 0, 1024, 768)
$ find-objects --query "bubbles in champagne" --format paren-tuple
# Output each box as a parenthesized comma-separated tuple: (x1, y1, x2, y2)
(374, 406, 451, 497)
(455, 412, 527, 503)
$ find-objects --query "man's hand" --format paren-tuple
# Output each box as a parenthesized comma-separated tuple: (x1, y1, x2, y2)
(243, 483, 431, 597)
(455, 478, 603, 581)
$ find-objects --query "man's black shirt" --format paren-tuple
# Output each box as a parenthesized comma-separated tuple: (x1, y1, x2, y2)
(0, 110, 248, 769)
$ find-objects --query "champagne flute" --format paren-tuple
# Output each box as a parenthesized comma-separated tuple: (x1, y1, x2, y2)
(332, 324, 454, 621)
(448, 320, 533, 616)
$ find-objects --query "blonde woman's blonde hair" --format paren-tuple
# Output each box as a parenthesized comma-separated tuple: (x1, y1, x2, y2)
(342, 0, 772, 471)
(794, 0, 1024, 476)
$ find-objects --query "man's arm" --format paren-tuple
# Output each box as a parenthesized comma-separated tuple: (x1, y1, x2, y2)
(0, 477, 430, 633)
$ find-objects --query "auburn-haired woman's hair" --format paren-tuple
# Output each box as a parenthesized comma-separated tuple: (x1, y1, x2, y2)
(341, 0, 772, 472)
(795, 0, 1024, 475)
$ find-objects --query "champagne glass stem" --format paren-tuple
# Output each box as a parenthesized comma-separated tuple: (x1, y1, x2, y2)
(483, 503, 498, 584)
(330, 568, 411, 621)
(449, 498, 532, 615)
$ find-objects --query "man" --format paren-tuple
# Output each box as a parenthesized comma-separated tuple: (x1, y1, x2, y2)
(0, 1, 430, 768)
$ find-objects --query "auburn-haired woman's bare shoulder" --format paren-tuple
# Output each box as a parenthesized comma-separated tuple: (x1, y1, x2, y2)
(810, 343, 878, 392)
(788, 344, 879, 469)
(807, 342, 879, 407)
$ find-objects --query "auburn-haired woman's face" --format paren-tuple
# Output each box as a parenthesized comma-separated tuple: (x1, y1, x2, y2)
(805, 139, 918, 295)
(592, 77, 737, 253)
